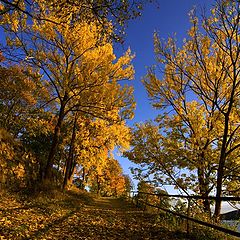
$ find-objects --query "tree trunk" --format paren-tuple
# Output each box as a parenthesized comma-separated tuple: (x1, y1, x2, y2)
(96, 174, 101, 195)
(81, 167, 85, 190)
(214, 50, 237, 219)
(63, 114, 77, 190)
(214, 114, 229, 220)
(197, 166, 211, 215)
(214, 153, 226, 220)
(44, 100, 66, 181)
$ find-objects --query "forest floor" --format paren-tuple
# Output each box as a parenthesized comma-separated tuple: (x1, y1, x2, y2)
(0, 189, 229, 240)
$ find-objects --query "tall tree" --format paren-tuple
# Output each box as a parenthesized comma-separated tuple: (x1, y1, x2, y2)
(127, 0, 239, 219)
(70, 117, 131, 190)
(89, 158, 126, 197)
(1, 9, 135, 182)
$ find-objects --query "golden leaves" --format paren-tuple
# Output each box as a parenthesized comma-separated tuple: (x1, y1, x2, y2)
(1, 0, 135, 196)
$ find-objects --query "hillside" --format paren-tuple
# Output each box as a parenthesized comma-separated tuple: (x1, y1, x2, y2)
(0, 189, 237, 240)
(0, 189, 183, 240)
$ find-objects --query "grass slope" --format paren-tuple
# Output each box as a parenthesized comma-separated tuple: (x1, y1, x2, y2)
(0, 189, 236, 240)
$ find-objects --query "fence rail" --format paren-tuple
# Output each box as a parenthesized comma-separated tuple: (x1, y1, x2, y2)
(131, 191, 240, 238)
(134, 191, 240, 201)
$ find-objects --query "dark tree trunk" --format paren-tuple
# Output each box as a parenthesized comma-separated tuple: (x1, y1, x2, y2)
(214, 152, 226, 220)
(96, 174, 101, 195)
(44, 98, 67, 181)
(63, 114, 77, 189)
(214, 115, 230, 220)
(197, 166, 211, 215)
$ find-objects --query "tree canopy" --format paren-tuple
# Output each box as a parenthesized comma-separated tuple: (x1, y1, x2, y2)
(0, 0, 136, 194)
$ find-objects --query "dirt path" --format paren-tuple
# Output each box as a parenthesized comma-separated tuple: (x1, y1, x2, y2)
(89, 197, 135, 211)
(0, 192, 189, 240)
(43, 197, 187, 240)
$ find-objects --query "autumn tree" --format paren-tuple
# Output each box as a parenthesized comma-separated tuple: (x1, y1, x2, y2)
(127, 0, 239, 219)
(68, 117, 131, 191)
(89, 158, 126, 197)
(1, 4, 136, 185)
(0, 62, 52, 188)
(122, 174, 134, 197)
(126, 118, 217, 214)
(61, 115, 131, 190)
(0, 0, 147, 196)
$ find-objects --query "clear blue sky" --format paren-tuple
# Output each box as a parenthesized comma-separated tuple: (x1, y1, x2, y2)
(115, 0, 215, 189)
(116, 0, 239, 213)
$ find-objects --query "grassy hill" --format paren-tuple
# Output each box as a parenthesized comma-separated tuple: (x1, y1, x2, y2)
(0, 189, 237, 240)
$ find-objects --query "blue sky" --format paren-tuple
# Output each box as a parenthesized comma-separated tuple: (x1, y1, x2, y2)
(115, 0, 240, 213)
(115, 0, 215, 189)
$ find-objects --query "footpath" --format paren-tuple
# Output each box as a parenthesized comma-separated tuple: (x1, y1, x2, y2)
(0, 191, 188, 240)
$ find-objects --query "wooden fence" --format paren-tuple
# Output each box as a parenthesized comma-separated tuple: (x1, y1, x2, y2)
(131, 191, 240, 238)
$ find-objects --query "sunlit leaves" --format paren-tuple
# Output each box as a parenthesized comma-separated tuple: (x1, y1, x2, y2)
(0, 0, 136, 189)
(89, 158, 126, 197)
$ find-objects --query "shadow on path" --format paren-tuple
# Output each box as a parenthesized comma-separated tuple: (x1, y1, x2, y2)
(0, 194, 189, 239)
(23, 210, 76, 240)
